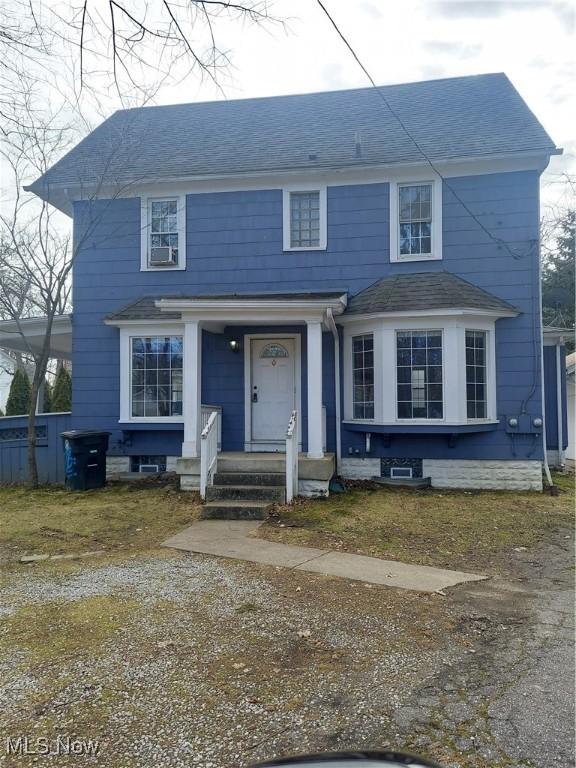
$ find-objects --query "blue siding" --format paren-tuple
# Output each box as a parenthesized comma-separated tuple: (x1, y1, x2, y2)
(0, 413, 72, 484)
(544, 345, 569, 450)
(72, 170, 544, 464)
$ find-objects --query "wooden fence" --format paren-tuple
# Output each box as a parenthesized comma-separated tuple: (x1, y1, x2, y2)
(0, 412, 72, 484)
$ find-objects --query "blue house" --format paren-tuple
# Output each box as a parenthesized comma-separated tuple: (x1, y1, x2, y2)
(24, 73, 566, 501)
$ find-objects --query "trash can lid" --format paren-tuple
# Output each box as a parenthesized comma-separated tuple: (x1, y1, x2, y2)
(61, 430, 112, 439)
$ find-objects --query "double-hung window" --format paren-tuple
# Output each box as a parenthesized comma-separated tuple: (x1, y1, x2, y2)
(466, 330, 487, 419)
(283, 188, 327, 250)
(390, 180, 441, 262)
(142, 196, 185, 270)
(352, 334, 374, 419)
(396, 330, 443, 419)
(130, 336, 183, 418)
(399, 184, 432, 256)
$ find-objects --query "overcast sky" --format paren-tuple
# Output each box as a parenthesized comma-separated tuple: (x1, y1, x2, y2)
(2, 0, 574, 218)
(152, 0, 574, 212)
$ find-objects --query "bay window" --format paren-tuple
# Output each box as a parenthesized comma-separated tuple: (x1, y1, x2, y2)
(396, 330, 443, 419)
(352, 334, 375, 419)
(466, 330, 487, 419)
(344, 319, 496, 425)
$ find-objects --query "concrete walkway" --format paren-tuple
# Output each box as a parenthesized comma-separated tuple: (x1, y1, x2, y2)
(162, 520, 486, 593)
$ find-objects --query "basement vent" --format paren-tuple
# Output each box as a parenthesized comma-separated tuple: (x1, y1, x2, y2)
(130, 455, 167, 473)
(381, 458, 423, 479)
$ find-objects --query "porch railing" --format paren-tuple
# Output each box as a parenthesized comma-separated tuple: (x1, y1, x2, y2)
(200, 410, 219, 500)
(285, 409, 298, 503)
(201, 404, 222, 451)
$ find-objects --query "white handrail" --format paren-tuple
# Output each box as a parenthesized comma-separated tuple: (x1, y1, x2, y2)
(285, 409, 298, 503)
(200, 410, 219, 499)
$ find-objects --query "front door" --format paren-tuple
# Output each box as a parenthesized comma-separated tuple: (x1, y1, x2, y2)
(250, 338, 296, 449)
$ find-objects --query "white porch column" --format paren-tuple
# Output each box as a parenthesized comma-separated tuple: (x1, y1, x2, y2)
(182, 320, 202, 458)
(306, 320, 324, 459)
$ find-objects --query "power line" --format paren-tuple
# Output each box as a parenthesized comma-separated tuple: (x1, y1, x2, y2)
(315, 0, 534, 261)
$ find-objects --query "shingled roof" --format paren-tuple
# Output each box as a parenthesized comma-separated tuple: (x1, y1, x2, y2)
(345, 272, 519, 316)
(29, 73, 558, 199)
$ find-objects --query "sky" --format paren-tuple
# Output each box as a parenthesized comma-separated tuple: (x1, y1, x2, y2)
(2, 0, 575, 219)
(147, 0, 575, 214)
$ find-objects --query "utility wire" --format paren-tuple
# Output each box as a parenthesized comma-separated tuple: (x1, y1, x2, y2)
(315, 0, 534, 261)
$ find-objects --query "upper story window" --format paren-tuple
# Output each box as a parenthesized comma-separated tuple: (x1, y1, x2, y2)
(283, 187, 327, 251)
(390, 179, 442, 262)
(352, 333, 374, 419)
(396, 330, 443, 420)
(466, 330, 487, 419)
(399, 184, 432, 256)
(141, 196, 186, 271)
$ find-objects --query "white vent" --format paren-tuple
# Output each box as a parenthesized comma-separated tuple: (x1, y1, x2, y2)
(139, 464, 160, 473)
(390, 467, 413, 479)
(149, 247, 177, 266)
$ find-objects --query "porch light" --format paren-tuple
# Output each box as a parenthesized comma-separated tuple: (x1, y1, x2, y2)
(229, 339, 240, 352)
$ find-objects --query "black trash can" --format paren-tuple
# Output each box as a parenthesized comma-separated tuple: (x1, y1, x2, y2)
(61, 431, 111, 491)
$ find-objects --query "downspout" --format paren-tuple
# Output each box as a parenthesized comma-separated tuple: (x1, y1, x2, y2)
(556, 337, 565, 467)
(538, 288, 556, 495)
(326, 308, 341, 474)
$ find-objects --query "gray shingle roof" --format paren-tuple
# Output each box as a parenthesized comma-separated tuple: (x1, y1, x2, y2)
(106, 291, 346, 322)
(345, 272, 519, 316)
(29, 73, 558, 195)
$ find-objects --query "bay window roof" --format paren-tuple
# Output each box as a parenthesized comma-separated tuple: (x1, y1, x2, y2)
(345, 272, 519, 317)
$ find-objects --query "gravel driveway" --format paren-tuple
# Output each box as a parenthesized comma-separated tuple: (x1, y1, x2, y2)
(1, 530, 573, 768)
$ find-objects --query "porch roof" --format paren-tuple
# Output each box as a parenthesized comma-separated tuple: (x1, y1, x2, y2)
(0, 314, 72, 360)
(105, 291, 347, 324)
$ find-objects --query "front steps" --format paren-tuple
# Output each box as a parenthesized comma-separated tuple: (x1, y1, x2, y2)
(177, 452, 335, 499)
(201, 470, 285, 519)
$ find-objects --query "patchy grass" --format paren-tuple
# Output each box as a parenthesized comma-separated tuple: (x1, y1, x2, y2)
(1, 595, 139, 665)
(0, 480, 200, 562)
(260, 472, 574, 574)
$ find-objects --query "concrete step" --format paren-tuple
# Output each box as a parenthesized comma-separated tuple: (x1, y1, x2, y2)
(201, 500, 272, 520)
(206, 485, 285, 503)
(213, 472, 285, 487)
(217, 455, 286, 474)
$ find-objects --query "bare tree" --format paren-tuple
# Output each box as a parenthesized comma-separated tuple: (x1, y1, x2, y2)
(1, 1, 283, 110)
(0, 89, 74, 484)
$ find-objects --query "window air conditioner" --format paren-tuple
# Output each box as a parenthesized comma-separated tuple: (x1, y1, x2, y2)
(149, 247, 177, 266)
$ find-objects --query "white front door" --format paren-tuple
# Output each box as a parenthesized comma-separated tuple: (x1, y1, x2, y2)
(250, 338, 296, 449)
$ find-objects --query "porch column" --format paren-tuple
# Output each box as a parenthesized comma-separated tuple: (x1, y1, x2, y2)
(182, 320, 202, 458)
(306, 320, 324, 459)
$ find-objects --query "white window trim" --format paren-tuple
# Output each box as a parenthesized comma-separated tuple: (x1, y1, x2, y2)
(389, 178, 442, 263)
(343, 316, 497, 426)
(140, 195, 186, 271)
(119, 324, 185, 423)
(282, 185, 327, 251)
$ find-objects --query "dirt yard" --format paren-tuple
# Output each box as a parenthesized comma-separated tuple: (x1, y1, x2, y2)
(0, 478, 574, 768)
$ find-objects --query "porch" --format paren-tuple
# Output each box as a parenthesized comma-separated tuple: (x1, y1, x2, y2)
(106, 291, 347, 503)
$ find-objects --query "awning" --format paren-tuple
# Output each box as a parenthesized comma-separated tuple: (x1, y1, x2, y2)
(0, 315, 72, 360)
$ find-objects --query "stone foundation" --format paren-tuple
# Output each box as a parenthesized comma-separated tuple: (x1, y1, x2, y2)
(106, 456, 130, 479)
(422, 459, 543, 491)
(339, 456, 543, 491)
(298, 479, 329, 498)
(340, 457, 381, 479)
